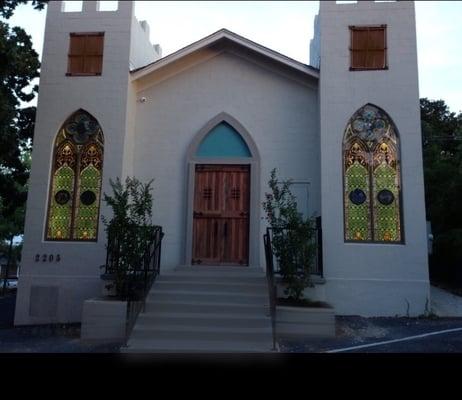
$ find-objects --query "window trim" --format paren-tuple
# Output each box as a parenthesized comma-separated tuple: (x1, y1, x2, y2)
(66, 32, 104, 77)
(349, 24, 388, 71)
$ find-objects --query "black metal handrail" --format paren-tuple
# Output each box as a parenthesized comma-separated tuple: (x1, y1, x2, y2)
(265, 217, 323, 278)
(263, 231, 277, 351)
(104, 224, 164, 343)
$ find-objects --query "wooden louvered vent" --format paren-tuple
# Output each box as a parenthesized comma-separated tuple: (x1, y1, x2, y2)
(67, 32, 104, 76)
(349, 25, 387, 70)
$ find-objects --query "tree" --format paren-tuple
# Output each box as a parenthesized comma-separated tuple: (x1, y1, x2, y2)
(421, 98, 461, 141)
(420, 98, 462, 285)
(0, 1, 47, 19)
(420, 98, 462, 233)
(0, 0, 48, 292)
(0, 0, 48, 221)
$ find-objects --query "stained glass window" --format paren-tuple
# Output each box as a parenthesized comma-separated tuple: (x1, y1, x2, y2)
(46, 110, 104, 241)
(343, 104, 402, 243)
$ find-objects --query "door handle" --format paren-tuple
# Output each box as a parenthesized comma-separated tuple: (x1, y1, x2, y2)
(193, 211, 203, 217)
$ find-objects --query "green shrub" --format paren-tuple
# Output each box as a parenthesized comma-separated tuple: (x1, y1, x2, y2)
(102, 177, 155, 299)
(262, 168, 316, 301)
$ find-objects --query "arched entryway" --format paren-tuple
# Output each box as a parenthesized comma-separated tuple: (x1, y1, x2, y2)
(184, 113, 260, 267)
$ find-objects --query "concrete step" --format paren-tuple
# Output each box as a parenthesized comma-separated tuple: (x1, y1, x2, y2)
(129, 325, 273, 342)
(124, 265, 273, 352)
(153, 280, 268, 295)
(136, 312, 271, 328)
(157, 273, 267, 284)
(122, 338, 275, 353)
(144, 299, 269, 315)
(174, 266, 265, 274)
(147, 289, 269, 306)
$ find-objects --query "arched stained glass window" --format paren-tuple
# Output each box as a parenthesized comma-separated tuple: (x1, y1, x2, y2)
(46, 110, 104, 241)
(343, 104, 402, 243)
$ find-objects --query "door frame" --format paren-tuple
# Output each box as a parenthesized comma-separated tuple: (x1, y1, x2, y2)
(184, 112, 261, 267)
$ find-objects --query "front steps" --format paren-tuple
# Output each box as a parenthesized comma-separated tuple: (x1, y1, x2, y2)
(122, 266, 275, 353)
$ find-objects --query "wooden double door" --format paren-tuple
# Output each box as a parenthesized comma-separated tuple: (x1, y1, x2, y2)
(192, 164, 250, 266)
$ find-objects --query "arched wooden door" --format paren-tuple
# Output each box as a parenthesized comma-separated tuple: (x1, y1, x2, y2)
(192, 164, 250, 266)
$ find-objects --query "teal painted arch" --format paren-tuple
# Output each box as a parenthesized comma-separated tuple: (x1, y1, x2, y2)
(196, 122, 252, 158)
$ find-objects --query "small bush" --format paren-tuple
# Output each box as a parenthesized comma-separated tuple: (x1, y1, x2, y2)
(102, 177, 155, 299)
(262, 168, 317, 301)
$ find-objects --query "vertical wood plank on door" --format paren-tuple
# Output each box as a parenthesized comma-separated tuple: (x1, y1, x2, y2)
(192, 164, 250, 265)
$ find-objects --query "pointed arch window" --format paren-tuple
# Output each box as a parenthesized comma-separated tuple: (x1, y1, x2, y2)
(343, 104, 403, 243)
(196, 122, 252, 158)
(46, 110, 104, 241)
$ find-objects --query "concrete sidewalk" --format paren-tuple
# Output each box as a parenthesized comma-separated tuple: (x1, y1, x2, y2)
(431, 285, 462, 317)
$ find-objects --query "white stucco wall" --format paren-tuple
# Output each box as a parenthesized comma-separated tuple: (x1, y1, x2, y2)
(318, 1, 430, 316)
(16, 0, 428, 325)
(309, 14, 320, 69)
(132, 50, 320, 270)
(129, 17, 161, 70)
(14, 1, 138, 325)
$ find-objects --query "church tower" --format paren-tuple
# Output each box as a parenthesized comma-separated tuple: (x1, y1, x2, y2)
(15, 1, 160, 325)
(315, 1, 429, 316)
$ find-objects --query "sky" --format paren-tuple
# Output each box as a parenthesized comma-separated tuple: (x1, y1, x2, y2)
(6, 0, 462, 114)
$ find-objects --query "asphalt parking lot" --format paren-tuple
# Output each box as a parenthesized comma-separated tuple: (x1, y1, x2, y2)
(279, 315, 462, 353)
(1, 292, 462, 353)
(0, 292, 119, 353)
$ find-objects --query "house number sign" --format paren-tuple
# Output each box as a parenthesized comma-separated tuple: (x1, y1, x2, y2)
(34, 254, 61, 263)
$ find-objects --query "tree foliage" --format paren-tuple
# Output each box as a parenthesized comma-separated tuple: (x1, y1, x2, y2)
(262, 168, 316, 301)
(102, 177, 155, 298)
(421, 98, 462, 282)
(0, 0, 47, 242)
(0, 0, 47, 19)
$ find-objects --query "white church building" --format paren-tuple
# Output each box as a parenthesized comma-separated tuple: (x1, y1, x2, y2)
(14, 0, 430, 328)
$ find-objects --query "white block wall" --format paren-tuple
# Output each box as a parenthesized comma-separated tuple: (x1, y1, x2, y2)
(133, 51, 320, 270)
(15, 0, 429, 325)
(14, 1, 149, 325)
(318, 1, 430, 316)
(129, 17, 160, 70)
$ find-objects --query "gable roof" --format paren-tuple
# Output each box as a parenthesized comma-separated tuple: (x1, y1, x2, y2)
(130, 28, 319, 81)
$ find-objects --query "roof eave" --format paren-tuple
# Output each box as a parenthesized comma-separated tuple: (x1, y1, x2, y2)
(130, 29, 319, 82)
